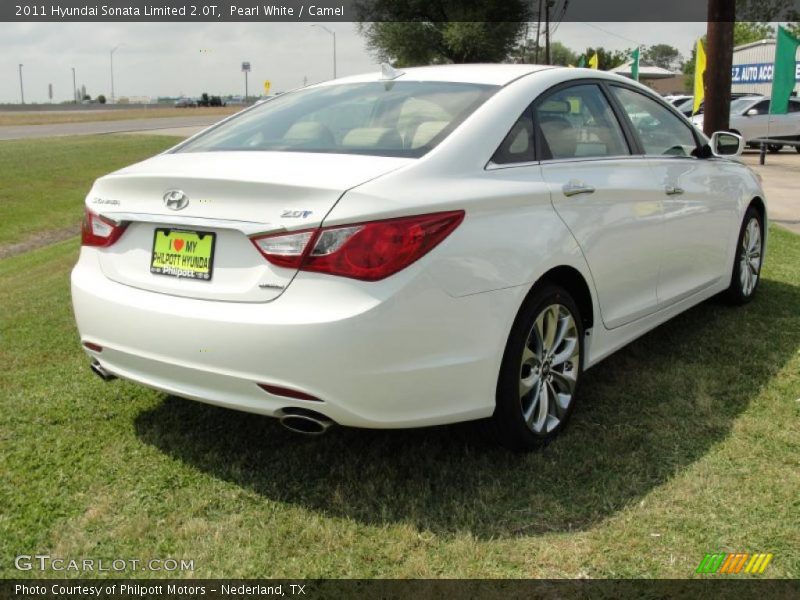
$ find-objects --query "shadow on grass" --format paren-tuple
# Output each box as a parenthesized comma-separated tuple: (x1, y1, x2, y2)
(134, 279, 800, 539)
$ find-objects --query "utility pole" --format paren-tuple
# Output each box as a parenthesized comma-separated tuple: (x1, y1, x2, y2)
(534, 0, 543, 63)
(704, 1, 735, 136)
(110, 45, 120, 104)
(312, 24, 337, 79)
(544, 0, 552, 65)
(72, 67, 77, 103)
(18, 64, 24, 104)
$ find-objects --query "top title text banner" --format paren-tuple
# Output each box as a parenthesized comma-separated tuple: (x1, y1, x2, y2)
(5, 0, 800, 23)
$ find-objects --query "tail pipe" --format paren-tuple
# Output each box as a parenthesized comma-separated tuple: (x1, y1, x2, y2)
(90, 360, 117, 382)
(278, 408, 335, 435)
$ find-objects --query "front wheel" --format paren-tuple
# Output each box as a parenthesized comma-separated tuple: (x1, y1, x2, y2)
(490, 284, 583, 451)
(725, 207, 764, 304)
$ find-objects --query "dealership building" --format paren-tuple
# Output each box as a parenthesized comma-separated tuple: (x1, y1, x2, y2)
(731, 38, 800, 96)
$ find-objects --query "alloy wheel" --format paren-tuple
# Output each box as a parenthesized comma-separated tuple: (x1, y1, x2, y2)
(519, 304, 580, 434)
(739, 217, 762, 297)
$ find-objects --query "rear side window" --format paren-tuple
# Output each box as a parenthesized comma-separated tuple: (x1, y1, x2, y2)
(611, 86, 698, 157)
(534, 84, 630, 160)
(491, 110, 535, 164)
(177, 81, 498, 158)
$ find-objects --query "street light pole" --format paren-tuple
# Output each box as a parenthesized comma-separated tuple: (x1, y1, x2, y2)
(312, 25, 337, 79)
(71, 67, 77, 104)
(110, 45, 120, 104)
(18, 64, 25, 104)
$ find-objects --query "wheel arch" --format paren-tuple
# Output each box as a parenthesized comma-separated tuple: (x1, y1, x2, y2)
(530, 265, 595, 331)
(748, 196, 766, 224)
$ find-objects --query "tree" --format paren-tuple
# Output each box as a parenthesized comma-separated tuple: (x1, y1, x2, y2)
(355, 1, 530, 65)
(581, 47, 628, 71)
(642, 44, 682, 70)
(733, 22, 776, 45)
(97, 95, 106, 104)
(516, 40, 578, 66)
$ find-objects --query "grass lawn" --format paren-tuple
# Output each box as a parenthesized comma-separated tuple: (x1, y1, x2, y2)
(0, 135, 182, 248)
(0, 135, 798, 579)
(0, 233, 798, 578)
(0, 107, 239, 127)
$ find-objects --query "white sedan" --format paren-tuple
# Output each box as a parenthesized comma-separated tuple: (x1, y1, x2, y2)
(72, 65, 767, 450)
(692, 95, 800, 153)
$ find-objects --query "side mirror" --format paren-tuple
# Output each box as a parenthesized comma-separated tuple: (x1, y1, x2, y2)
(745, 108, 759, 116)
(710, 131, 744, 157)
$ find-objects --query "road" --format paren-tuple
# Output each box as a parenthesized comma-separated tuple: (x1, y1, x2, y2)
(0, 115, 223, 141)
(741, 150, 800, 235)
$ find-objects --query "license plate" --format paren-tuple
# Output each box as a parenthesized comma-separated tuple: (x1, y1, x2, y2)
(150, 229, 216, 281)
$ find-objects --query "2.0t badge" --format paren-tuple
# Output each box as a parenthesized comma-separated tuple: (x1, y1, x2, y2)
(163, 190, 189, 211)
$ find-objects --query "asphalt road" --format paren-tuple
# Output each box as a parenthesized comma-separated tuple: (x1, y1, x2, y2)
(0, 115, 223, 141)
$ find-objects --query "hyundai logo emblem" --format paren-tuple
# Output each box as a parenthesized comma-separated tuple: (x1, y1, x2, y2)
(163, 190, 189, 211)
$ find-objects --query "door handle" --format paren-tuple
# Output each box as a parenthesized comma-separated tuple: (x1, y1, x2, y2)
(562, 180, 596, 197)
(665, 185, 685, 196)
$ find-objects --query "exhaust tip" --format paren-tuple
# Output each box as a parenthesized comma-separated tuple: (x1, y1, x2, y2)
(90, 360, 117, 382)
(278, 409, 334, 436)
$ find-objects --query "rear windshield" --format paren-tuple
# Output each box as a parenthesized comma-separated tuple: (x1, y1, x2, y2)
(176, 81, 498, 158)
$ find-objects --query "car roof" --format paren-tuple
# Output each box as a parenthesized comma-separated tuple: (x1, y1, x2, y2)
(317, 63, 557, 87)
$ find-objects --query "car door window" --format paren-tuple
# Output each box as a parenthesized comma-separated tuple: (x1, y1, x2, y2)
(751, 100, 770, 115)
(534, 84, 630, 160)
(491, 111, 534, 164)
(788, 100, 800, 113)
(611, 86, 698, 157)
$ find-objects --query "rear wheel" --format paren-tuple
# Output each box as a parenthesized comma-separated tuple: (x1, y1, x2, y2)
(490, 284, 583, 451)
(767, 144, 783, 153)
(795, 145, 800, 154)
(725, 207, 764, 304)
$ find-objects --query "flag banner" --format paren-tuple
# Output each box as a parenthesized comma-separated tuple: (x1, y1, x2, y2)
(3, 0, 799, 22)
(631, 47, 640, 81)
(578, 56, 587, 68)
(770, 26, 800, 115)
(589, 53, 599, 70)
(694, 39, 707, 115)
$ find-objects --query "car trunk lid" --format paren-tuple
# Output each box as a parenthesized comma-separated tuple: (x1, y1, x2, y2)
(90, 151, 411, 302)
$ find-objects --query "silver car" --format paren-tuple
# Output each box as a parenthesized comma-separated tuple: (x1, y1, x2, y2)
(693, 96, 800, 153)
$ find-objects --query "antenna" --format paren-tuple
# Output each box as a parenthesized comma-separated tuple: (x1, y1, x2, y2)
(380, 63, 405, 81)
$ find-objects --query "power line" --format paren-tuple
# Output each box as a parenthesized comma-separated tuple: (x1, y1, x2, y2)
(579, 21, 644, 48)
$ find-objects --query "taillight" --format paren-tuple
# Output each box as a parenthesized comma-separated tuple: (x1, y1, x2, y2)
(81, 208, 127, 247)
(251, 211, 464, 281)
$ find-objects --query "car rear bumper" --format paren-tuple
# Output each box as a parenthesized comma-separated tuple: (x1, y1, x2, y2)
(71, 248, 522, 428)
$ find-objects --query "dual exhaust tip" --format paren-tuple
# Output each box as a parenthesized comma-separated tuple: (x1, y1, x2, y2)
(88, 360, 335, 435)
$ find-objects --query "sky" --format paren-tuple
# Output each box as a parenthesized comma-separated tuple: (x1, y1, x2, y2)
(0, 21, 708, 104)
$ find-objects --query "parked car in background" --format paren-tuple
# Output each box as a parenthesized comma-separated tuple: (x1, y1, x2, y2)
(692, 96, 800, 152)
(174, 97, 197, 108)
(675, 93, 764, 118)
(664, 94, 692, 107)
(73, 65, 766, 450)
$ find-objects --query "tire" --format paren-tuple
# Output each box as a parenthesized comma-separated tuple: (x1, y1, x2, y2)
(489, 283, 583, 451)
(795, 145, 800, 154)
(724, 206, 764, 305)
(767, 144, 783, 153)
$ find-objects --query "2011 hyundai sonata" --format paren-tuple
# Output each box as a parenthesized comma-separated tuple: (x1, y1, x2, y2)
(72, 64, 767, 450)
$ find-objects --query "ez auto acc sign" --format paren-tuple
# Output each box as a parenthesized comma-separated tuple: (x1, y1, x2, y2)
(732, 61, 800, 84)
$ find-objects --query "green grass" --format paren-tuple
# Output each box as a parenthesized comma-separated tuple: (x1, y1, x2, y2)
(1, 226, 798, 578)
(0, 135, 181, 247)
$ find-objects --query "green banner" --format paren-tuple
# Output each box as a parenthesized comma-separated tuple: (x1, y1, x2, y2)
(770, 26, 800, 115)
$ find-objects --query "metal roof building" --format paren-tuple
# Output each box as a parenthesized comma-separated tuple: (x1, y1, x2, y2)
(731, 39, 800, 96)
